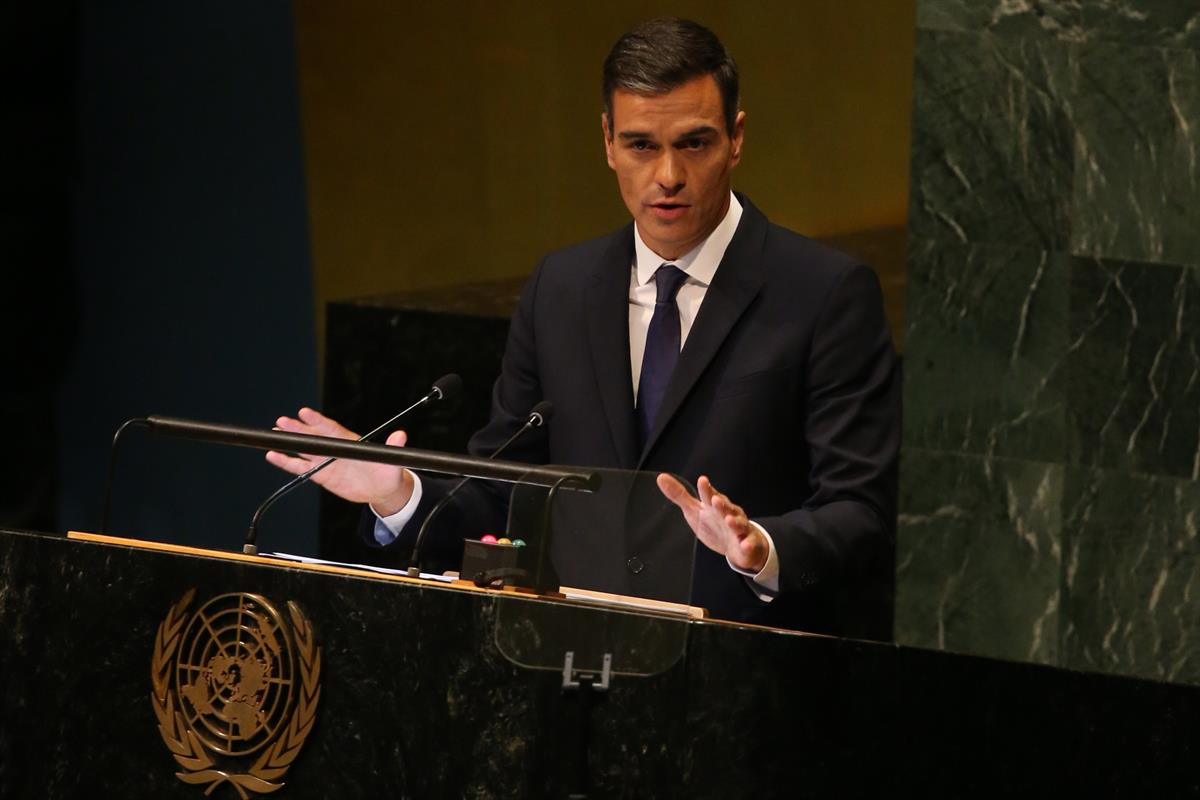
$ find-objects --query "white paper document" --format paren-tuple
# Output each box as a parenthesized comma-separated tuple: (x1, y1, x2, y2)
(266, 552, 456, 582)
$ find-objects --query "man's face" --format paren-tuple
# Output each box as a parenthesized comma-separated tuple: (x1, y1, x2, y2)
(603, 74, 745, 261)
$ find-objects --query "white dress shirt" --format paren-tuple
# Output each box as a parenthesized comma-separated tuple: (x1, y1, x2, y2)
(375, 192, 779, 598)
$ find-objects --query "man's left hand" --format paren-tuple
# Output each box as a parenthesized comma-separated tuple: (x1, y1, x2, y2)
(657, 474, 768, 574)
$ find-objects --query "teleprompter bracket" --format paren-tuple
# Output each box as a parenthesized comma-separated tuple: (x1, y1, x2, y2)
(561, 651, 612, 692)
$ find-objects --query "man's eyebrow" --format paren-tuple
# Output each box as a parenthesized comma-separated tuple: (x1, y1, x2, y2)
(617, 125, 720, 142)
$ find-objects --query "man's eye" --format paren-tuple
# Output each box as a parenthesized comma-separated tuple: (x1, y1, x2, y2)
(682, 138, 706, 150)
(631, 140, 653, 151)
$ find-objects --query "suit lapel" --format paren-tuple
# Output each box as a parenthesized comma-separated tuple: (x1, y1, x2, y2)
(586, 225, 640, 468)
(637, 198, 768, 466)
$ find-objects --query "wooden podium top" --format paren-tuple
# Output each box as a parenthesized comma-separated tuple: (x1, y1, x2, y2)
(66, 530, 711, 622)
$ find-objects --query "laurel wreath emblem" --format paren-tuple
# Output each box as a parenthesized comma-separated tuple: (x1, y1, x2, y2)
(150, 590, 322, 798)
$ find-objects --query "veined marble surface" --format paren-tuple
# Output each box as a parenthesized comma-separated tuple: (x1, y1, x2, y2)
(896, 449, 1063, 665)
(9, 528, 1200, 796)
(908, 29, 1074, 251)
(1066, 256, 1200, 479)
(904, 239, 1068, 461)
(1062, 465, 1200, 684)
(919, 0, 1200, 49)
(918, 0, 1085, 40)
(1071, 44, 1200, 265)
(901, 0, 1200, 685)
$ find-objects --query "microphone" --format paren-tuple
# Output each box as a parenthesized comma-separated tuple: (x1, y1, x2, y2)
(100, 418, 151, 534)
(406, 400, 553, 577)
(243, 373, 462, 555)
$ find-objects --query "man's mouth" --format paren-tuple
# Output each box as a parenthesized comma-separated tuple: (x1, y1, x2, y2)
(649, 202, 689, 220)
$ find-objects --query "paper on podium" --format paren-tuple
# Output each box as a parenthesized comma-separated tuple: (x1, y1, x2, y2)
(267, 552, 456, 582)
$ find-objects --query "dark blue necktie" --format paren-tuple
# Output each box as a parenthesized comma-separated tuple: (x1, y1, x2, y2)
(636, 263, 689, 448)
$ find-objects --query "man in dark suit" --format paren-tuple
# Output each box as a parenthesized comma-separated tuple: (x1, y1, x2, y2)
(268, 18, 899, 638)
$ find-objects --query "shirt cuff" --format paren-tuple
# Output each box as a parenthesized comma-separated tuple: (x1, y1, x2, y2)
(370, 472, 423, 546)
(726, 520, 780, 602)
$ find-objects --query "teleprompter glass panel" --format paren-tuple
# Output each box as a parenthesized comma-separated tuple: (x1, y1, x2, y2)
(494, 470, 695, 676)
(493, 597, 689, 678)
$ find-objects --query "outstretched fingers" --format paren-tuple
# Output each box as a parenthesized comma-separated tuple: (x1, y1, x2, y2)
(264, 449, 314, 475)
(657, 473, 700, 513)
(700, 476, 736, 514)
(273, 407, 356, 439)
(661, 475, 766, 572)
(265, 408, 357, 476)
(296, 406, 352, 435)
(699, 476, 752, 541)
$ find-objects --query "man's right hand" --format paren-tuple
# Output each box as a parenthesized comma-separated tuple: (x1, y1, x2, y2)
(265, 407, 414, 517)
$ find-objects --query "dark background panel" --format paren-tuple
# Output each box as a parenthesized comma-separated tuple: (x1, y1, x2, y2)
(21, 1, 322, 552)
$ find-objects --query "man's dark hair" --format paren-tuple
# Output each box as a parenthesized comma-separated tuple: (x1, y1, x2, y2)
(602, 18, 740, 135)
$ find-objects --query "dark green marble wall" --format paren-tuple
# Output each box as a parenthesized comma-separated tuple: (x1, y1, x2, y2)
(898, 1, 1200, 684)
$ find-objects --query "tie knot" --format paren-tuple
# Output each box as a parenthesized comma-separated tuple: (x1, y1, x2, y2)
(653, 264, 688, 305)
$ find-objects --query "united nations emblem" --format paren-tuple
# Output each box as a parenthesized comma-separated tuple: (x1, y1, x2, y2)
(151, 590, 321, 798)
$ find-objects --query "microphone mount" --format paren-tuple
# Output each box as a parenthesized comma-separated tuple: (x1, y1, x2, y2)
(405, 401, 555, 577)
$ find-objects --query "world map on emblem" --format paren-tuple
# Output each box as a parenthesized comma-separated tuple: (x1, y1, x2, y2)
(173, 593, 297, 756)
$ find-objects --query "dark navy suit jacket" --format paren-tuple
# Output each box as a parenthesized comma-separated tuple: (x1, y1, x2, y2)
(379, 195, 900, 639)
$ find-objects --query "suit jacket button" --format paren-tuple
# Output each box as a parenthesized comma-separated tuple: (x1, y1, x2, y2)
(626, 556, 645, 574)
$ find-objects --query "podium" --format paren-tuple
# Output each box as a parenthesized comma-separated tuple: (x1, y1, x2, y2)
(1, 526, 1197, 797)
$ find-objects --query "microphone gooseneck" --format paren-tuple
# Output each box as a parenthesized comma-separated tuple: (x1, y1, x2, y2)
(99, 418, 152, 534)
(243, 374, 462, 555)
(406, 401, 554, 577)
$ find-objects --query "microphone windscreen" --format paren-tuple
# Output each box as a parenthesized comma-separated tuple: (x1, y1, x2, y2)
(432, 373, 463, 401)
(529, 400, 554, 426)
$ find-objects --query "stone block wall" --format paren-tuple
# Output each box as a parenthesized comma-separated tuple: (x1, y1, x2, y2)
(898, 0, 1200, 684)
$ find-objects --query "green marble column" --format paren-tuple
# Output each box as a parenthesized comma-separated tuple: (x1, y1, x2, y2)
(898, 0, 1200, 683)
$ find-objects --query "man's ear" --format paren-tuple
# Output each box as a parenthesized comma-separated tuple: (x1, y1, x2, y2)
(729, 110, 746, 167)
(602, 112, 616, 170)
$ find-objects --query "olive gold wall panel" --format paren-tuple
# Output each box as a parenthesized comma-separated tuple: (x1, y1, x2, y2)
(291, 2, 917, 345)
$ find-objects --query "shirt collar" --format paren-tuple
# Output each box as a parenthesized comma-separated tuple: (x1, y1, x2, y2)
(633, 192, 743, 287)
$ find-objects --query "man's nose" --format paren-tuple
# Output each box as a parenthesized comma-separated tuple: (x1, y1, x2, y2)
(655, 151, 685, 194)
